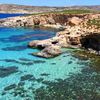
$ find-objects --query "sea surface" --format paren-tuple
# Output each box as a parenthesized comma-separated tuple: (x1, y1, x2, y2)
(0, 13, 25, 19)
(0, 27, 100, 99)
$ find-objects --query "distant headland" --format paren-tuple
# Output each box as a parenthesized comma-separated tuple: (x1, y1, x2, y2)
(0, 4, 100, 14)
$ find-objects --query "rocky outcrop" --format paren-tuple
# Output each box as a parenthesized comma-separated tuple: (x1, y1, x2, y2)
(28, 26, 81, 58)
(68, 17, 82, 26)
(28, 32, 68, 58)
(29, 25, 100, 58)
(0, 16, 35, 27)
(0, 13, 100, 58)
(33, 45, 62, 58)
(29, 39, 52, 49)
(1, 13, 100, 28)
(68, 36, 81, 45)
(80, 33, 100, 55)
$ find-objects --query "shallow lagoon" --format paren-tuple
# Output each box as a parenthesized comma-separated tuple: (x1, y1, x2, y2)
(0, 27, 100, 100)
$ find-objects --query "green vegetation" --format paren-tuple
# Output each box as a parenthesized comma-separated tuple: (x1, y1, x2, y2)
(87, 19, 100, 28)
(73, 50, 100, 71)
(51, 9, 95, 14)
(27, 9, 96, 16)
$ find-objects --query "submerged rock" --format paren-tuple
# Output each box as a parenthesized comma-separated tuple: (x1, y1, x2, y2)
(20, 74, 34, 81)
(0, 66, 18, 78)
(4, 84, 16, 91)
(2, 45, 27, 51)
(33, 60, 46, 63)
(40, 73, 50, 76)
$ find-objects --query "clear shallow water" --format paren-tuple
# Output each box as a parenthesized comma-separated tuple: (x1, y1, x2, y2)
(0, 27, 99, 100)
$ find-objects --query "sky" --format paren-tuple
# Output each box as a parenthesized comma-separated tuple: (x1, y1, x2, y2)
(0, 0, 100, 6)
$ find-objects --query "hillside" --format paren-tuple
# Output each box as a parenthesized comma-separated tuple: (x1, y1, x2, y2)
(0, 4, 59, 13)
(0, 4, 100, 14)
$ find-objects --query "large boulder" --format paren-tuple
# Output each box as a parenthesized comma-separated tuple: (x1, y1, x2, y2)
(28, 40, 39, 47)
(28, 40, 52, 49)
(33, 45, 62, 58)
(68, 17, 82, 26)
(57, 35, 68, 47)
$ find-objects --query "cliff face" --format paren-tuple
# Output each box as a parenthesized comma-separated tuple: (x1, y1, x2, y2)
(81, 33, 100, 52)
(1, 13, 100, 28)
(0, 14, 71, 27)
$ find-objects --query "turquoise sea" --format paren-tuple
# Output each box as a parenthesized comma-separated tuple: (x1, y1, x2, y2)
(0, 27, 100, 100)
(0, 14, 100, 100)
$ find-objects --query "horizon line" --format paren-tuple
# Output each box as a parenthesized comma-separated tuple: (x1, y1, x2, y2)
(0, 3, 100, 7)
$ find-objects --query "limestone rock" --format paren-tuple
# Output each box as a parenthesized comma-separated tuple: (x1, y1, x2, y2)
(33, 18, 40, 25)
(40, 17, 47, 25)
(81, 33, 100, 51)
(68, 17, 82, 26)
(33, 45, 62, 58)
(47, 17, 55, 24)
(29, 39, 52, 49)
(68, 36, 81, 45)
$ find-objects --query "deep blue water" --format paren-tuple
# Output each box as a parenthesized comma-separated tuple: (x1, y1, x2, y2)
(0, 13, 25, 19)
(0, 27, 99, 100)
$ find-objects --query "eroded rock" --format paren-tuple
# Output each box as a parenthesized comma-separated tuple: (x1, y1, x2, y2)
(33, 45, 62, 58)
(68, 17, 82, 26)
(81, 33, 100, 55)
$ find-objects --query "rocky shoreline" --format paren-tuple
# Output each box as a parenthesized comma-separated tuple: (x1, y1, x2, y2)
(0, 13, 100, 58)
